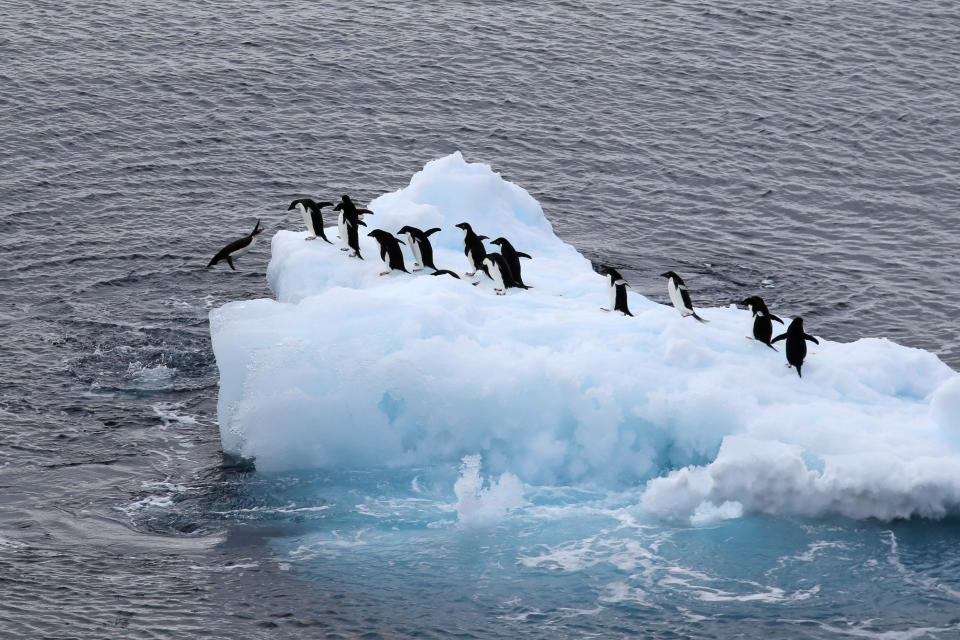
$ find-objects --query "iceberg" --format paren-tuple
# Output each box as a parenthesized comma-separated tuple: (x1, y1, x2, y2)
(210, 152, 960, 522)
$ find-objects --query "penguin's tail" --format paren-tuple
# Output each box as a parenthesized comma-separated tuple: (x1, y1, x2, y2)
(796, 364, 803, 378)
(692, 312, 709, 323)
(764, 341, 778, 351)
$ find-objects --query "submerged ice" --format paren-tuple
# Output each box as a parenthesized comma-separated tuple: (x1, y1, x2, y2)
(210, 152, 960, 523)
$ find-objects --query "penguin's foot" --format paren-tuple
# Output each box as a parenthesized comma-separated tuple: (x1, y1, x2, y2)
(471, 281, 480, 287)
(306, 236, 316, 241)
(465, 271, 476, 277)
(340, 247, 349, 251)
(337, 235, 342, 239)
(379, 271, 390, 276)
(414, 262, 420, 267)
(600, 307, 610, 312)
(495, 290, 505, 296)
(412, 266, 423, 272)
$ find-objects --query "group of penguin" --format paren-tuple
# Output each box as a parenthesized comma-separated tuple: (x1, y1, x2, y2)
(208, 195, 820, 378)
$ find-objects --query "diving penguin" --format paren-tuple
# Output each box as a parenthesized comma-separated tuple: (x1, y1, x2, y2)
(287, 198, 334, 243)
(207, 219, 264, 270)
(771, 317, 819, 378)
(661, 271, 708, 322)
(367, 229, 408, 275)
(397, 225, 442, 271)
(739, 295, 784, 350)
(600, 267, 632, 316)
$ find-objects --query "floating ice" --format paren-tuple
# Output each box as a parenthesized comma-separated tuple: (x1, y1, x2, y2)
(210, 152, 960, 522)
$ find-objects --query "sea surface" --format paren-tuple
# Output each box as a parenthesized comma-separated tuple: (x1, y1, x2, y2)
(2, 0, 959, 638)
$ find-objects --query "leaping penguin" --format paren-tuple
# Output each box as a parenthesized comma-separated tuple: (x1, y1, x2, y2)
(490, 237, 532, 288)
(739, 295, 784, 350)
(772, 317, 819, 378)
(367, 229, 408, 275)
(397, 225, 442, 271)
(334, 195, 373, 252)
(455, 222, 488, 277)
(207, 219, 264, 270)
(661, 271, 708, 322)
(600, 267, 632, 316)
(287, 198, 334, 243)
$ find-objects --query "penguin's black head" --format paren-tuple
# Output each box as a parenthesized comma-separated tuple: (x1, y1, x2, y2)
(788, 317, 804, 331)
(367, 229, 384, 239)
(490, 237, 506, 246)
(341, 195, 351, 202)
(287, 200, 298, 211)
(660, 271, 678, 279)
(739, 295, 766, 310)
(397, 225, 414, 235)
(455, 222, 471, 231)
(604, 266, 624, 281)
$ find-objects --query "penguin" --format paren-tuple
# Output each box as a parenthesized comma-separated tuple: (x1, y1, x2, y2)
(344, 211, 367, 259)
(367, 229, 408, 275)
(455, 222, 488, 277)
(771, 317, 819, 378)
(207, 219, 264, 270)
(660, 271, 708, 322)
(598, 267, 632, 316)
(739, 295, 784, 350)
(287, 198, 334, 243)
(334, 195, 373, 252)
(397, 225, 442, 271)
(489, 237, 532, 288)
(481, 252, 517, 295)
(431, 269, 461, 279)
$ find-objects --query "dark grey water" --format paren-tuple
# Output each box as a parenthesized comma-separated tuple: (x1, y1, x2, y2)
(2, 0, 959, 637)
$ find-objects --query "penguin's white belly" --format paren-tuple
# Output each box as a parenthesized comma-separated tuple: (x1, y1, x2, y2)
(231, 237, 255, 258)
(487, 262, 505, 289)
(299, 205, 314, 235)
(337, 213, 347, 242)
(466, 248, 474, 269)
(409, 238, 422, 264)
(667, 280, 689, 314)
(608, 282, 617, 309)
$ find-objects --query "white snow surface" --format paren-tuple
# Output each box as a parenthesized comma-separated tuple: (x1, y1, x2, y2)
(210, 152, 960, 522)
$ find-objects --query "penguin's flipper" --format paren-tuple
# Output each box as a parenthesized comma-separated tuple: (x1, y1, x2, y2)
(691, 311, 709, 323)
(358, 220, 367, 227)
(477, 235, 489, 241)
(396, 239, 406, 245)
(805, 334, 819, 344)
(770, 314, 784, 324)
(227, 256, 236, 271)
(424, 227, 442, 237)
(771, 333, 786, 343)
(357, 208, 374, 215)
(431, 269, 460, 279)
(517, 252, 532, 259)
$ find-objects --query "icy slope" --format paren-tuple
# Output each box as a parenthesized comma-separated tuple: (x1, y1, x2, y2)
(210, 152, 960, 521)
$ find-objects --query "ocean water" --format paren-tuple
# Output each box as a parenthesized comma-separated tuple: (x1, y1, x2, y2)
(2, 0, 959, 638)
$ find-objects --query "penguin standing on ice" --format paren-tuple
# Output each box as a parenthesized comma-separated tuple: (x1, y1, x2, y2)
(661, 271, 708, 322)
(367, 229, 408, 275)
(490, 237, 532, 288)
(334, 195, 373, 252)
(455, 222, 488, 277)
(397, 225, 441, 271)
(344, 212, 367, 259)
(481, 252, 522, 295)
(288, 198, 334, 243)
(600, 267, 632, 316)
(739, 295, 784, 350)
(772, 317, 819, 378)
(207, 219, 264, 270)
